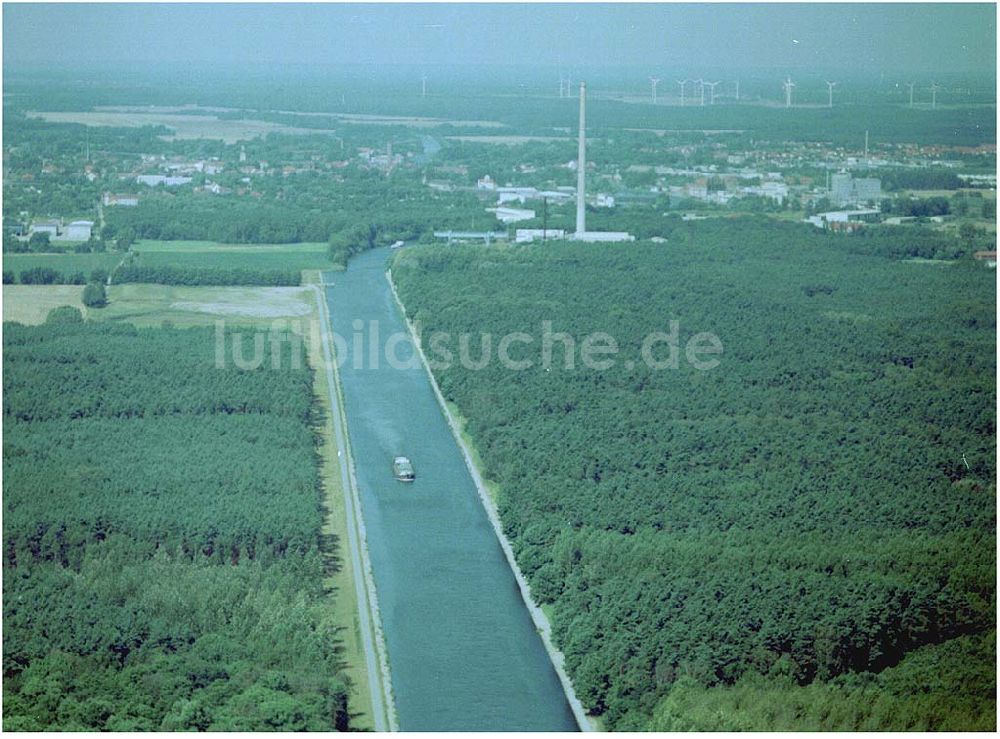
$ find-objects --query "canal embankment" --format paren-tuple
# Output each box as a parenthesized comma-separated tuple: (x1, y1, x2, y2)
(386, 268, 595, 733)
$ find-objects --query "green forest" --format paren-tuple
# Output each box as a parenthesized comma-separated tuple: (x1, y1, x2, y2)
(3, 316, 354, 730)
(391, 218, 996, 730)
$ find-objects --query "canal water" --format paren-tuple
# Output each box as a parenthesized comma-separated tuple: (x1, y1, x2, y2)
(323, 248, 578, 731)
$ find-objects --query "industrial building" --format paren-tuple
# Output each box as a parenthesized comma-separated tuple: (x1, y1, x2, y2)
(63, 220, 95, 241)
(830, 172, 882, 206)
(515, 229, 566, 243)
(573, 231, 635, 242)
(492, 207, 536, 224)
(807, 209, 880, 231)
(27, 218, 95, 241)
(496, 187, 539, 205)
(433, 230, 509, 244)
(29, 219, 60, 237)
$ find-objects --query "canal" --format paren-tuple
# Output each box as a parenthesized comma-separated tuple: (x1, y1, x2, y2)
(322, 247, 578, 731)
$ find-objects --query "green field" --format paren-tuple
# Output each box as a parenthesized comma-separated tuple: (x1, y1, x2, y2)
(133, 240, 328, 253)
(3, 252, 123, 278)
(2, 285, 86, 324)
(131, 240, 334, 272)
(1, 242, 336, 283)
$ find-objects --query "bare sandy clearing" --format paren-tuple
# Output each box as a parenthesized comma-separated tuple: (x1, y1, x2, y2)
(170, 287, 313, 317)
(3, 286, 85, 324)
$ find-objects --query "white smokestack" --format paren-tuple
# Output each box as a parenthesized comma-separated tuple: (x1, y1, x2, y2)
(576, 81, 586, 236)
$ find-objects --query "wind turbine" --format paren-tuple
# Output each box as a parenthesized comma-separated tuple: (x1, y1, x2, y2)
(696, 78, 706, 106)
(705, 80, 720, 105)
(649, 77, 661, 104)
(825, 81, 837, 108)
(930, 82, 940, 109)
(421, 73, 427, 98)
(734, 78, 740, 102)
(676, 79, 688, 106)
(783, 76, 795, 108)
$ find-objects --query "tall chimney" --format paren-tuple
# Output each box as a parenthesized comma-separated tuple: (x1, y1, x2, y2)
(575, 81, 586, 237)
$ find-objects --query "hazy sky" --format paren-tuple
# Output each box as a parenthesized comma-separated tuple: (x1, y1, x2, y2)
(4, 3, 996, 75)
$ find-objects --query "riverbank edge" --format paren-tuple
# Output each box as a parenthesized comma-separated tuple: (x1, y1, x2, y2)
(311, 281, 399, 732)
(306, 301, 375, 729)
(386, 269, 597, 733)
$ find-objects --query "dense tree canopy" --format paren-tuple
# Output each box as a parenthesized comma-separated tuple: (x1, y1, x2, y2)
(114, 263, 302, 287)
(391, 218, 996, 730)
(3, 320, 353, 730)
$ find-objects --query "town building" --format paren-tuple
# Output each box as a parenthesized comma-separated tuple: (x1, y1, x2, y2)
(103, 193, 140, 207)
(136, 175, 193, 187)
(743, 181, 789, 204)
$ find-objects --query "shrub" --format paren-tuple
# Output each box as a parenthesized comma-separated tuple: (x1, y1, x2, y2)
(82, 282, 107, 308)
(28, 232, 51, 252)
(45, 306, 85, 324)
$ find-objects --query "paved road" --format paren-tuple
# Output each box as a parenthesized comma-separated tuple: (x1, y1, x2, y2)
(322, 248, 578, 731)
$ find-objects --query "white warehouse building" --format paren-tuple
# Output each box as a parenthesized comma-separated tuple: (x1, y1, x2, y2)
(62, 220, 95, 241)
(492, 207, 536, 224)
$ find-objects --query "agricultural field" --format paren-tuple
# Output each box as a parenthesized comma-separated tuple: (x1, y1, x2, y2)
(391, 218, 996, 730)
(2, 285, 86, 325)
(131, 240, 334, 273)
(99, 284, 317, 327)
(3, 253, 124, 282)
(4, 281, 320, 330)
